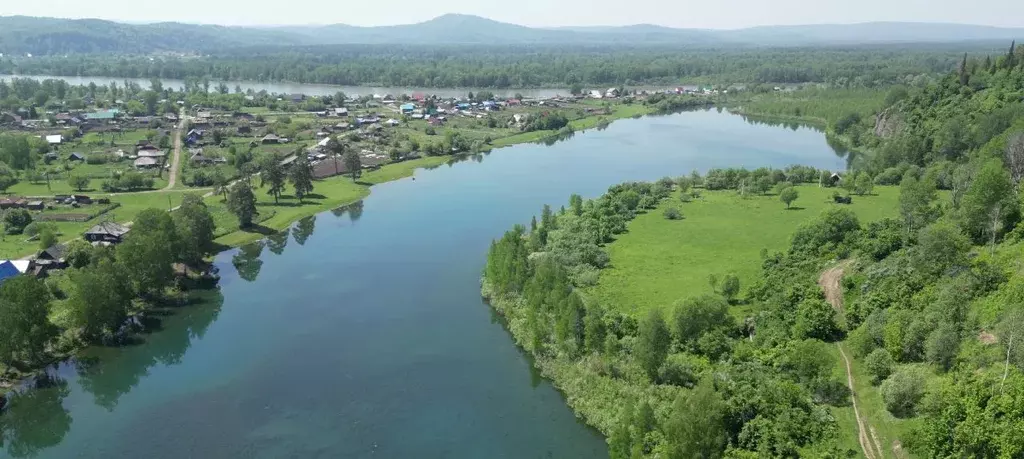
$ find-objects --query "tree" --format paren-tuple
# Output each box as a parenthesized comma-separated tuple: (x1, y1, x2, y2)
(665, 379, 728, 459)
(64, 239, 94, 268)
(880, 367, 925, 417)
(925, 325, 960, 372)
(636, 309, 671, 381)
(173, 194, 215, 265)
(854, 171, 874, 196)
(68, 174, 90, 191)
(663, 207, 682, 220)
(227, 182, 258, 228)
(995, 308, 1024, 393)
(864, 348, 894, 384)
(794, 297, 839, 340)
(899, 172, 937, 235)
(0, 161, 17, 193)
(290, 154, 314, 202)
(38, 228, 57, 249)
(779, 186, 799, 208)
(671, 294, 731, 349)
(961, 158, 1017, 250)
(719, 273, 740, 302)
(343, 149, 361, 180)
(4, 209, 32, 235)
(1006, 132, 1024, 185)
(117, 209, 177, 297)
(0, 276, 56, 367)
(259, 155, 286, 204)
(63, 259, 133, 342)
(913, 221, 970, 276)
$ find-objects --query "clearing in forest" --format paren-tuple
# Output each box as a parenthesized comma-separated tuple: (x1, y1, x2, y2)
(588, 185, 899, 315)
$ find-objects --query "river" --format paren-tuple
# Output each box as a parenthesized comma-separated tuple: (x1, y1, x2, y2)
(0, 74, 575, 99)
(0, 109, 847, 459)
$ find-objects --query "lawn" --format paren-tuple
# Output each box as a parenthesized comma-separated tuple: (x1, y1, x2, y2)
(587, 185, 900, 315)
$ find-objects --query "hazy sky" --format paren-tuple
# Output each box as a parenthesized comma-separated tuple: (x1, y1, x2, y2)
(3, 0, 1024, 28)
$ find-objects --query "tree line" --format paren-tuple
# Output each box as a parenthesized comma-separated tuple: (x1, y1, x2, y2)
(0, 44, 973, 88)
(483, 42, 1024, 458)
(0, 196, 217, 375)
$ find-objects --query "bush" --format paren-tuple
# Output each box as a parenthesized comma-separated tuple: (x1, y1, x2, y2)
(864, 348, 894, 384)
(3, 209, 32, 235)
(85, 153, 117, 165)
(659, 354, 699, 388)
(23, 221, 57, 238)
(663, 207, 683, 220)
(880, 367, 925, 417)
(874, 166, 906, 185)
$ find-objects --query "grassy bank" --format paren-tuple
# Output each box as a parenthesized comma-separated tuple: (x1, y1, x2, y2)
(587, 185, 899, 316)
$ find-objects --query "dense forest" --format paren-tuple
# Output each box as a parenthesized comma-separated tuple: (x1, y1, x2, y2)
(0, 45, 982, 88)
(483, 43, 1024, 457)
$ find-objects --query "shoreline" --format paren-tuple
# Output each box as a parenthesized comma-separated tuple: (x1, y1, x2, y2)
(209, 103, 661, 250)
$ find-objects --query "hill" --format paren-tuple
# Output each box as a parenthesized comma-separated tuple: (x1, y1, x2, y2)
(1, 14, 1023, 55)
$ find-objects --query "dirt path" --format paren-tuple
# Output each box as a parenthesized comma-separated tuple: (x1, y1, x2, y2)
(162, 112, 187, 190)
(819, 262, 884, 459)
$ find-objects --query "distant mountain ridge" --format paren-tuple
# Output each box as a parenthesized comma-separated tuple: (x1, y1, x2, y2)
(1, 14, 1022, 55)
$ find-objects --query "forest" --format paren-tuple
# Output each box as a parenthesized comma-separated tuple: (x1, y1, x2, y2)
(483, 43, 1024, 458)
(0, 44, 987, 88)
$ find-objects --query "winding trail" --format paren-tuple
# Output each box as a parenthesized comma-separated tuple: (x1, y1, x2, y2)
(818, 262, 884, 459)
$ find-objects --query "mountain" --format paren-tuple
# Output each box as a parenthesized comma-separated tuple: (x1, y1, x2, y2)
(0, 14, 1022, 55)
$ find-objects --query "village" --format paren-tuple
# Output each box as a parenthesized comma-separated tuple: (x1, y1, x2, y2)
(0, 79, 715, 277)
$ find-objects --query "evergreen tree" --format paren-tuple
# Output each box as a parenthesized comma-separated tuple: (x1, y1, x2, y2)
(259, 155, 286, 204)
(290, 154, 315, 202)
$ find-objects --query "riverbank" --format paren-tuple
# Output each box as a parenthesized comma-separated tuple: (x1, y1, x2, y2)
(208, 103, 663, 250)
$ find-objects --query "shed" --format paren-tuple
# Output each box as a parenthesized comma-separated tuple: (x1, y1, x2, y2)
(26, 200, 44, 211)
(45, 134, 63, 145)
(68, 152, 86, 162)
(261, 134, 281, 144)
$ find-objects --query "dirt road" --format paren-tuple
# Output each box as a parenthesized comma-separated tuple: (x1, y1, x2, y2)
(818, 262, 885, 459)
(163, 113, 187, 190)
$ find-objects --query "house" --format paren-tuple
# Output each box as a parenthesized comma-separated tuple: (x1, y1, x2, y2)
(190, 154, 216, 165)
(72, 195, 92, 204)
(68, 152, 86, 162)
(335, 122, 351, 130)
(237, 125, 252, 135)
(45, 134, 63, 145)
(411, 92, 426, 102)
(231, 112, 255, 121)
(26, 200, 44, 211)
(0, 260, 30, 284)
(0, 198, 26, 209)
(429, 117, 445, 126)
(605, 88, 620, 98)
(164, 113, 179, 122)
(385, 119, 401, 127)
(400, 103, 416, 114)
(589, 90, 603, 99)
(134, 157, 161, 169)
(137, 150, 166, 158)
(35, 243, 68, 269)
(827, 173, 842, 186)
(261, 134, 281, 144)
(289, 94, 306, 103)
(317, 136, 333, 150)
(84, 221, 130, 244)
(334, 107, 349, 117)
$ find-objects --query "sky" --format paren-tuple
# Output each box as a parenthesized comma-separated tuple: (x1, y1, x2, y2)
(3, 0, 1024, 29)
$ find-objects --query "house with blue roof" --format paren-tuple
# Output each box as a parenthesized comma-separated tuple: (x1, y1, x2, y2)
(400, 103, 416, 114)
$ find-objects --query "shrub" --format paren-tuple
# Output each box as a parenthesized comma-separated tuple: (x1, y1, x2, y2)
(864, 348, 894, 384)
(880, 367, 925, 417)
(23, 221, 57, 238)
(659, 354, 699, 388)
(3, 209, 32, 235)
(663, 207, 683, 220)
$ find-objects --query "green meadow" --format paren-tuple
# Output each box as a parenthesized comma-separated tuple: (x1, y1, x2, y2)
(587, 185, 900, 315)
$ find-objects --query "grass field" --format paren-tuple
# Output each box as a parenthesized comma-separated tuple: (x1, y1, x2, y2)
(587, 185, 900, 315)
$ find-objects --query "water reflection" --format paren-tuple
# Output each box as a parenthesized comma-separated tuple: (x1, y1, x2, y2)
(231, 242, 265, 282)
(0, 375, 71, 458)
(331, 201, 364, 223)
(75, 291, 225, 411)
(739, 113, 823, 133)
(292, 216, 317, 246)
(266, 228, 290, 255)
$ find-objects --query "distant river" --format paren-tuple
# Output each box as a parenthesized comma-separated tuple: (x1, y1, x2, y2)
(0, 74, 573, 99)
(0, 109, 846, 459)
